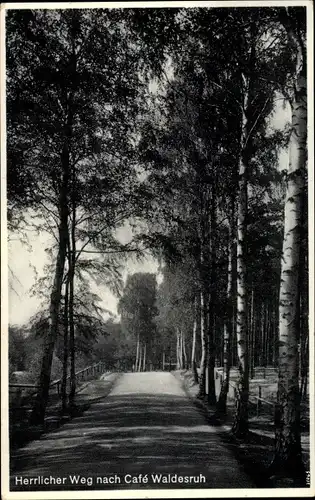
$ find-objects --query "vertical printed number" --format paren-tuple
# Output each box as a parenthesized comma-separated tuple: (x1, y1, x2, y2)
(306, 471, 310, 486)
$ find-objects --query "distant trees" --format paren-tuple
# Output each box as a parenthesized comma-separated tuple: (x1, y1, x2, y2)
(9, 327, 27, 374)
(91, 319, 133, 370)
(156, 262, 196, 371)
(118, 273, 158, 372)
(9, 322, 62, 384)
(8, 311, 134, 391)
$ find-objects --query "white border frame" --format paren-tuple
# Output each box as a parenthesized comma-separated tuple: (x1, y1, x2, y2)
(1, 1, 314, 498)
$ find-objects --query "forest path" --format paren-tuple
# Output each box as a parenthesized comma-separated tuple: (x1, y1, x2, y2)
(10, 372, 254, 491)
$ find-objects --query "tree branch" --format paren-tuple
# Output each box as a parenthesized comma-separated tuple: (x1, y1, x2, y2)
(244, 97, 271, 149)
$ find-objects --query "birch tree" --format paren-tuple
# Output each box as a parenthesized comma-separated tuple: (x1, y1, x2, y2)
(216, 195, 235, 414)
(270, 7, 307, 484)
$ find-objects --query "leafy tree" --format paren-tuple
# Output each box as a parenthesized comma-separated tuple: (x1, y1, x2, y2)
(7, 8, 146, 424)
(92, 319, 135, 370)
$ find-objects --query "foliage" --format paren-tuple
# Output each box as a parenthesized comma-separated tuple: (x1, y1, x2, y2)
(118, 272, 158, 360)
(9, 326, 28, 375)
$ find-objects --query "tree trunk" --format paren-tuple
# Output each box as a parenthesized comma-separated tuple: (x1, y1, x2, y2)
(250, 289, 255, 378)
(232, 303, 236, 367)
(142, 343, 146, 372)
(30, 143, 69, 426)
(68, 263, 75, 408)
(191, 307, 199, 384)
(137, 341, 142, 372)
(300, 336, 308, 401)
(135, 332, 140, 371)
(176, 331, 180, 369)
(261, 302, 265, 366)
(169, 344, 171, 371)
(216, 203, 234, 414)
(61, 268, 70, 414)
(266, 303, 271, 366)
(182, 330, 187, 370)
(232, 76, 249, 438)
(300, 237, 308, 400)
(271, 11, 307, 484)
(207, 181, 217, 406)
(68, 171, 76, 409)
(299, 189, 308, 401)
(197, 289, 208, 399)
(273, 301, 278, 366)
(138, 343, 142, 372)
(179, 329, 183, 369)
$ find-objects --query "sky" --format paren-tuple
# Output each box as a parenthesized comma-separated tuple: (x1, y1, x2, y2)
(8, 224, 159, 326)
(7, 91, 291, 327)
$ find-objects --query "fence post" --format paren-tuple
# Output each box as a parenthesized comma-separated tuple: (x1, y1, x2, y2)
(256, 385, 262, 417)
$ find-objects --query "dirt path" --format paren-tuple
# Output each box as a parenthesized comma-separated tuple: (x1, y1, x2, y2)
(10, 372, 255, 491)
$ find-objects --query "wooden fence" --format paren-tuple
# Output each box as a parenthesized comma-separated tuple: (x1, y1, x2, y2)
(9, 361, 108, 405)
(214, 367, 275, 417)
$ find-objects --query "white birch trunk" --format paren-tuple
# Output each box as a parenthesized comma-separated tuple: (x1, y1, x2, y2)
(191, 309, 199, 383)
(135, 333, 140, 372)
(182, 330, 187, 369)
(232, 75, 250, 437)
(176, 331, 180, 369)
(142, 343, 146, 372)
(273, 11, 307, 481)
(197, 289, 208, 399)
(137, 344, 142, 372)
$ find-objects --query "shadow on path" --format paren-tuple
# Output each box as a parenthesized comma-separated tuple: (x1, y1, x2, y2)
(10, 389, 254, 491)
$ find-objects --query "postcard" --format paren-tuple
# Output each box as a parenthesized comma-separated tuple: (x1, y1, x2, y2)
(1, 1, 314, 498)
